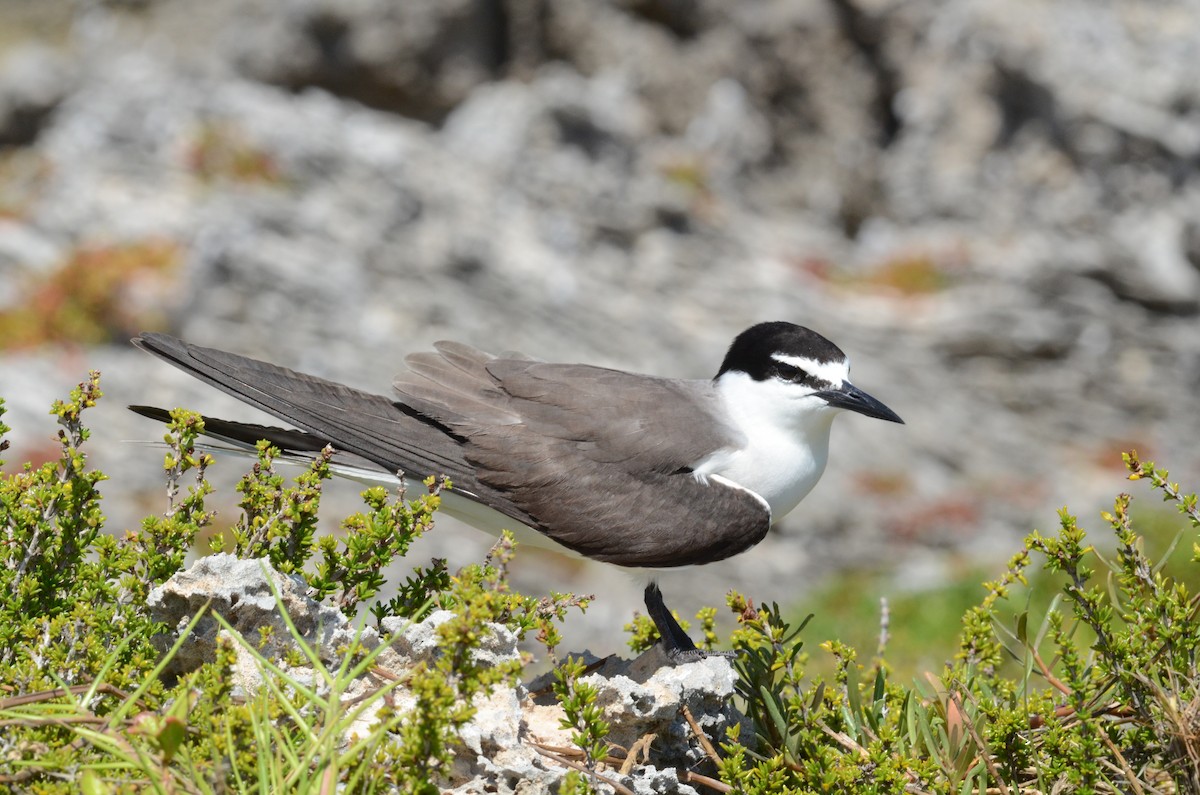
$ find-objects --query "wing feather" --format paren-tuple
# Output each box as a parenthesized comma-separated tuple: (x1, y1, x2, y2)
(131, 333, 534, 524)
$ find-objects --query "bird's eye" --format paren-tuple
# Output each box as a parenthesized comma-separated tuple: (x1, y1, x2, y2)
(773, 362, 807, 382)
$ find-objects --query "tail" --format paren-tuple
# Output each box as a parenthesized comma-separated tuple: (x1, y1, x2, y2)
(131, 333, 483, 496)
(130, 403, 413, 485)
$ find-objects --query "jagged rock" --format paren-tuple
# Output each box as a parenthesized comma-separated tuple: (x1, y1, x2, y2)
(146, 553, 373, 685)
(381, 609, 520, 669)
(526, 647, 745, 771)
(440, 648, 742, 794)
(619, 765, 701, 795)
(221, 0, 507, 123)
(147, 556, 743, 793)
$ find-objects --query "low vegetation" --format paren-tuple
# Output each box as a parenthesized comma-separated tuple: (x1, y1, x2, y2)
(2, 374, 1198, 793)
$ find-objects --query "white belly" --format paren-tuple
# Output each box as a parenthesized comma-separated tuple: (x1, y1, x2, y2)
(704, 432, 830, 519)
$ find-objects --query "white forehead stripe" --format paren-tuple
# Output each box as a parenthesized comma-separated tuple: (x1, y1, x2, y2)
(770, 354, 849, 386)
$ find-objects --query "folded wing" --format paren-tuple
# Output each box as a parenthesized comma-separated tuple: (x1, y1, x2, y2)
(134, 333, 771, 567)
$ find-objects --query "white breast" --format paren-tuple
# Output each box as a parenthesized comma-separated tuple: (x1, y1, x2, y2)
(697, 371, 838, 520)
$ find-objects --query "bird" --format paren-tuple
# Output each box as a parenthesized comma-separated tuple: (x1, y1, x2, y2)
(131, 321, 903, 662)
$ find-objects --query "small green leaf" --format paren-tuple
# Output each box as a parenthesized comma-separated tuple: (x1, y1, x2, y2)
(157, 715, 187, 762)
(80, 769, 112, 795)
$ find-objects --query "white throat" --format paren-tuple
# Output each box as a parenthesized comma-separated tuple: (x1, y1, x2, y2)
(696, 372, 838, 520)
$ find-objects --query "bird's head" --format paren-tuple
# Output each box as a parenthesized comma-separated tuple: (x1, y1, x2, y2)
(716, 321, 904, 425)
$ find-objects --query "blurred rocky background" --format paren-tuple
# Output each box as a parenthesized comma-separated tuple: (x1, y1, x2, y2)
(2, 0, 1198, 663)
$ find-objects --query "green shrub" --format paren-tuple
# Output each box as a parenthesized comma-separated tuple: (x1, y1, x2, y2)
(720, 451, 1200, 793)
(2, 375, 1199, 793)
(0, 376, 585, 793)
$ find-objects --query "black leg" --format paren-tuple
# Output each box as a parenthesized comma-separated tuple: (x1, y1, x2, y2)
(644, 582, 733, 663)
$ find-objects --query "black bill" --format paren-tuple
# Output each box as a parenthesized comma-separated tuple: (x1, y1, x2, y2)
(815, 383, 904, 424)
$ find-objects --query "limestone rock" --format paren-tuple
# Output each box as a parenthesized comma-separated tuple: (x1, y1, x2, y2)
(148, 556, 742, 793)
(147, 553, 366, 681)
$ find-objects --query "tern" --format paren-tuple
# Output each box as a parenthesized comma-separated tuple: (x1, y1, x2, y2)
(132, 322, 902, 661)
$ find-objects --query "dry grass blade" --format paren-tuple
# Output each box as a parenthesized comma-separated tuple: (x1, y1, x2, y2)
(0, 714, 108, 729)
(816, 719, 869, 758)
(531, 741, 584, 756)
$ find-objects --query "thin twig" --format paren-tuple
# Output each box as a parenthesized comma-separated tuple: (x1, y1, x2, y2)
(618, 733, 656, 775)
(0, 682, 134, 709)
(680, 769, 733, 793)
(1097, 727, 1146, 795)
(816, 719, 869, 758)
(681, 704, 722, 766)
(950, 691, 1010, 795)
(532, 744, 635, 795)
(1030, 648, 1073, 698)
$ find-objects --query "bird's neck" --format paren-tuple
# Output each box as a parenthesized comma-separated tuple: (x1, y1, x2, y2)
(708, 373, 837, 519)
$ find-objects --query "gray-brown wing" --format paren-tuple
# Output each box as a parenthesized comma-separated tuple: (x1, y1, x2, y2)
(396, 352, 741, 472)
(468, 429, 771, 567)
(396, 341, 522, 427)
(395, 350, 769, 567)
(131, 333, 539, 528)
